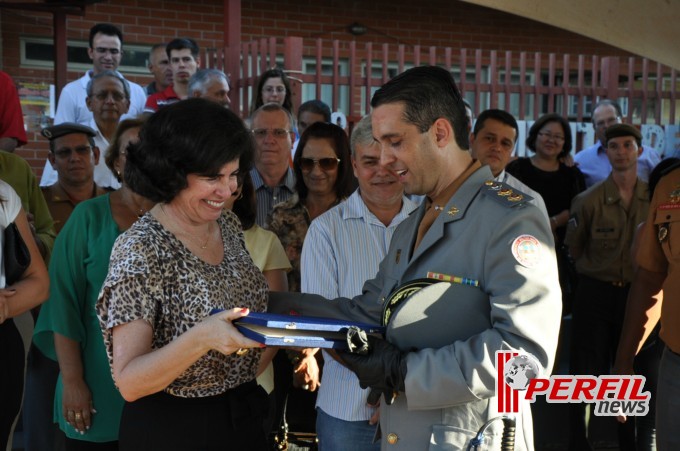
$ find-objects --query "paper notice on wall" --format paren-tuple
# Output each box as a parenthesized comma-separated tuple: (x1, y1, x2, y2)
(17, 82, 54, 133)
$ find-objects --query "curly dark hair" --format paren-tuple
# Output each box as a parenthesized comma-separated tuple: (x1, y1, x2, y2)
(125, 98, 254, 203)
(292, 122, 354, 202)
(525, 113, 572, 160)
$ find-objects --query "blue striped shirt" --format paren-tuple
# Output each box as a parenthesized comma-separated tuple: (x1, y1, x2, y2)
(301, 189, 418, 421)
(250, 167, 296, 228)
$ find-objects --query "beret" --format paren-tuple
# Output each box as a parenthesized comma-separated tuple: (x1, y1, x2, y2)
(605, 123, 642, 146)
(41, 122, 96, 140)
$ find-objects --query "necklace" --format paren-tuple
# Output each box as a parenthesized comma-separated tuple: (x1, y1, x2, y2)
(160, 204, 212, 249)
(122, 188, 150, 218)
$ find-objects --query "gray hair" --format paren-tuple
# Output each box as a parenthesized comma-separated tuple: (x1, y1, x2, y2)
(250, 102, 296, 131)
(188, 69, 230, 96)
(349, 114, 375, 157)
(86, 70, 130, 99)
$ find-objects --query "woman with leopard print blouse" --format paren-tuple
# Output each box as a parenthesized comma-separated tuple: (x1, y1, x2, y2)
(97, 99, 270, 450)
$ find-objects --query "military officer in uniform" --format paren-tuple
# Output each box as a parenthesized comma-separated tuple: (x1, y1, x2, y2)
(565, 124, 650, 451)
(614, 161, 680, 450)
(269, 65, 561, 450)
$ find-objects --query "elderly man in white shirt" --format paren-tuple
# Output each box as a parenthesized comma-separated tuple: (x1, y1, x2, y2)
(42, 23, 145, 187)
(300, 115, 418, 450)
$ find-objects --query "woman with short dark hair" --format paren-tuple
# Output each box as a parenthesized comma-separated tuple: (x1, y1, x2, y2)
(506, 113, 586, 313)
(96, 98, 269, 450)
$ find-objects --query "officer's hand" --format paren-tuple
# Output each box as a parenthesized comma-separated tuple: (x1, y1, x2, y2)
(339, 336, 406, 405)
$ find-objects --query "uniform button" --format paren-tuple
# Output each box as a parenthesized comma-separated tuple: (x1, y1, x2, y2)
(387, 433, 398, 445)
(381, 297, 385, 303)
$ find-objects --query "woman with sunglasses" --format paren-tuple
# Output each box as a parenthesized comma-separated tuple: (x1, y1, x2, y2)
(267, 122, 354, 293)
(506, 113, 586, 314)
(267, 122, 354, 440)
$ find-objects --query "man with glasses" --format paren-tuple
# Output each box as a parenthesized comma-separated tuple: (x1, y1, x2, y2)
(40, 70, 131, 189)
(575, 99, 661, 187)
(53, 23, 145, 126)
(21, 123, 109, 451)
(249, 103, 297, 227)
(41, 71, 131, 191)
(44, 23, 145, 186)
(40, 123, 109, 233)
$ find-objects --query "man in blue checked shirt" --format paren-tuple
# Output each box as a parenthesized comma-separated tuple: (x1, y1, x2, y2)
(300, 115, 418, 450)
(575, 99, 661, 188)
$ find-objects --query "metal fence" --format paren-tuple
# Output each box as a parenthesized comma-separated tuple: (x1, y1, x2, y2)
(205, 36, 679, 127)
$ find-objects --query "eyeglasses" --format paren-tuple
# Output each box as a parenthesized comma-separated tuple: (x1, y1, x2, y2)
(92, 91, 126, 102)
(94, 47, 121, 55)
(537, 132, 565, 142)
(53, 146, 92, 159)
(263, 86, 286, 94)
(251, 128, 291, 139)
(300, 157, 341, 172)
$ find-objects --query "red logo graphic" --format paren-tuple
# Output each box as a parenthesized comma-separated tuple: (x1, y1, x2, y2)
(496, 351, 651, 417)
(496, 351, 520, 414)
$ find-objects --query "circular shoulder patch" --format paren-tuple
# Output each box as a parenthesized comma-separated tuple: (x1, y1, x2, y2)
(511, 234, 542, 268)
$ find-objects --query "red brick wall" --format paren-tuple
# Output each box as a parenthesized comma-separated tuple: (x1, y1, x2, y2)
(1, 0, 632, 175)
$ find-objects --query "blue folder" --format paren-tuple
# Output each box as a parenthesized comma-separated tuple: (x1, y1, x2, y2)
(226, 311, 384, 349)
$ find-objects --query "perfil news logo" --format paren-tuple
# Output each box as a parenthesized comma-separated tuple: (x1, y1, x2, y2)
(496, 351, 651, 417)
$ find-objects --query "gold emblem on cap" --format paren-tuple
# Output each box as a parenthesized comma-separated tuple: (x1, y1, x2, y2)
(658, 226, 669, 242)
(447, 206, 459, 216)
(670, 188, 680, 204)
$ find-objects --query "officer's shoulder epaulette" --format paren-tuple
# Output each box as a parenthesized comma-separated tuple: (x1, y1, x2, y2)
(480, 180, 533, 208)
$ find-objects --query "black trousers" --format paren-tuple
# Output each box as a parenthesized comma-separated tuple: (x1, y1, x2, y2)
(119, 380, 269, 451)
(0, 319, 25, 451)
(568, 275, 635, 451)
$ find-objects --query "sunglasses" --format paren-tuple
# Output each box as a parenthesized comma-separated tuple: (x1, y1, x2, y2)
(300, 157, 340, 172)
(53, 146, 93, 159)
